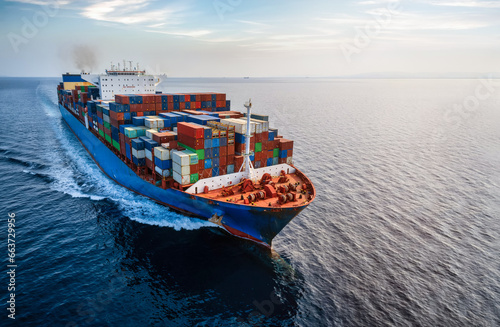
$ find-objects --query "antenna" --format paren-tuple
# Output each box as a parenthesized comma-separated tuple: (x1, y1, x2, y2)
(129, 60, 133, 71)
(118, 62, 120, 70)
(110, 61, 113, 70)
(123, 59, 126, 71)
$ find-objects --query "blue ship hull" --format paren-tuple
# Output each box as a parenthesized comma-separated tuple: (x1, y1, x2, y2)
(59, 104, 308, 247)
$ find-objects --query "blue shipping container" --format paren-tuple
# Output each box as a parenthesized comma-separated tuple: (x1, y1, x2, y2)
(204, 138, 212, 149)
(133, 156, 146, 166)
(212, 147, 220, 158)
(154, 157, 172, 170)
(205, 148, 212, 159)
(204, 159, 212, 169)
(131, 139, 145, 150)
(133, 117, 146, 126)
(126, 143, 131, 159)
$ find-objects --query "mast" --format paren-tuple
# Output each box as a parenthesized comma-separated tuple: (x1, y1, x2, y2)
(241, 99, 254, 180)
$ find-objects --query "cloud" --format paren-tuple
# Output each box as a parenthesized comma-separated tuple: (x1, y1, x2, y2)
(5, 0, 72, 5)
(427, 0, 500, 8)
(80, 0, 179, 25)
(146, 29, 212, 38)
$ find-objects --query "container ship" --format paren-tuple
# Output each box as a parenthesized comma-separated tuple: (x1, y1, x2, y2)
(56, 64, 315, 248)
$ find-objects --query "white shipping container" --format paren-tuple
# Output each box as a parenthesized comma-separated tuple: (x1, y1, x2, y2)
(154, 146, 170, 160)
(145, 149, 152, 161)
(173, 171, 190, 185)
(173, 162, 190, 176)
(171, 150, 190, 166)
(103, 114, 110, 123)
(146, 129, 158, 139)
(232, 119, 257, 135)
(251, 118, 269, 132)
(286, 157, 293, 165)
(155, 166, 171, 177)
(220, 118, 247, 135)
(145, 118, 158, 129)
(132, 148, 145, 159)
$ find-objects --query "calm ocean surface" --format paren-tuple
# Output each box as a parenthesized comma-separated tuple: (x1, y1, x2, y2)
(1, 77, 499, 326)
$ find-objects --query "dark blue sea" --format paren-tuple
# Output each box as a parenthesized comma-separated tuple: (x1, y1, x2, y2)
(1, 77, 499, 326)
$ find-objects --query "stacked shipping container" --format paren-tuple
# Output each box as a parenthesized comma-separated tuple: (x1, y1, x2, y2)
(58, 88, 293, 187)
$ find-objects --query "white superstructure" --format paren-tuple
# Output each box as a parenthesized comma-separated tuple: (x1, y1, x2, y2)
(80, 62, 163, 101)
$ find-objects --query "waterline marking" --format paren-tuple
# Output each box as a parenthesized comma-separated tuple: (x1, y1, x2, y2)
(6, 212, 17, 320)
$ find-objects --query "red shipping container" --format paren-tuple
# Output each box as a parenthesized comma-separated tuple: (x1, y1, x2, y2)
(154, 95, 162, 103)
(235, 155, 244, 168)
(262, 131, 269, 140)
(115, 95, 130, 104)
(255, 133, 263, 142)
(227, 144, 235, 156)
(153, 132, 176, 144)
(146, 158, 154, 170)
(167, 102, 174, 110)
(268, 150, 274, 159)
(179, 134, 204, 150)
(190, 165, 198, 175)
(202, 169, 212, 179)
(279, 158, 286, 164)
(137, 112, 144, 117)
(220, 155, 227, 166)
(220, 146, 227, 157)
(279, 139, 294, 150)
(288, 149, 293, 157)
(110, 111, 124, 121)
(227, 155, 235, 166)
(255, 152, 262, 161)
(235, 143, 244, 154)
(260, 159, 267, 168)
(219, 166, 226, 176)
(177, 122, 204, 139)
(180, 102, 185, 110)
(155, 103, 162, 111)
(198, 161, 205, 171)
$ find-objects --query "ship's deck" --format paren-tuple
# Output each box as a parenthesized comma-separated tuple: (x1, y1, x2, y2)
(194, 169, 315, 208)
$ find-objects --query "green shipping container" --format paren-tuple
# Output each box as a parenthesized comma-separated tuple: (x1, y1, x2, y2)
(196, 149, 205, 161)
(273, 148, 279, 157)
(103, 121, 111, 130)
(105, 134, 112, 144)
(179, 142, 195, 153)
(180, 142, 206, 161)
(112, 140, 120, 151)
(99, 129, 104, 137)
(124, 127, 138, 138)
(255, 142, 262, 152)
(190, 173, 199, 184)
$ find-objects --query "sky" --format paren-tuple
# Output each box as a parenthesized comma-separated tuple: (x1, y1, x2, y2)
(0, 0, 499, 77)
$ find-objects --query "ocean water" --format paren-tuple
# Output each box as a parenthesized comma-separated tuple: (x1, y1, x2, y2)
(1, 77, 499, 326)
